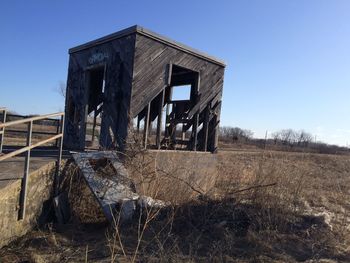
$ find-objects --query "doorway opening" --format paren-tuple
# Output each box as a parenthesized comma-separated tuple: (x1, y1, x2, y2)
(85, 65, 105, 148)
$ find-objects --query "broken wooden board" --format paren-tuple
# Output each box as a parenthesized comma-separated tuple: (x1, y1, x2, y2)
(72, 151, 139, 222)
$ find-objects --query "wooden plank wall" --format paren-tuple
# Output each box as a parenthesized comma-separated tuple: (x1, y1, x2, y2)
(64, 35, 136, 150)
(64, 31, 225, 152)
(130, 34, 225, 151)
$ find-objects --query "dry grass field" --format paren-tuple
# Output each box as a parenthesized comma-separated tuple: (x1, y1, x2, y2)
(0, 148, 349, 262)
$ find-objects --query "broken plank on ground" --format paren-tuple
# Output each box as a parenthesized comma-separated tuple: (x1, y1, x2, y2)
(72, 151, 139, 222)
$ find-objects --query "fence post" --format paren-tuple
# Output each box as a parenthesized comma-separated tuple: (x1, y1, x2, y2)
(0, 109, 6, 154)
(54, 114, 65, 196)
(18, 120, 33, 220)
(55, 119, 60, 148)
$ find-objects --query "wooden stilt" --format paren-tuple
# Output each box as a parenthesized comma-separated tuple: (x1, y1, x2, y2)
(91, 110, 97, 143)
(143, 103, 151, 149)
(156, 89, 165, 149)
(192, 112, 199, 151)
(137, 115, 140, 133)
(203, 105, 210, 152)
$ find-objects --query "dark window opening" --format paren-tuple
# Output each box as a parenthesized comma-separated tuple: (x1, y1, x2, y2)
(86, 66, 105, 148)
(131, 64, 204, 151)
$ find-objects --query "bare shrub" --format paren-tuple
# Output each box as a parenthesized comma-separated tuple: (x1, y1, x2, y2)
(61, 160, 106, 223)
(1, 138, 349, 262)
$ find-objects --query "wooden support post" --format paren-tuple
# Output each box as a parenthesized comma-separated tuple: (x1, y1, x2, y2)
(91, 110, 97, 143)
(164, 87, 172, 138)
(82, 104, 89, 150)
(182, 124, 186, 148)
(18, 121, 33, 220)
(54, 115, 65, 197)
(171, 123, 176, 146)
(0, 109, 6, 153)
(165, 103, 170, 138)
(191, 73, 200, 151)
(203, 105, 210, 152)
(156, 89, 165, 149)
(208, 115, 220, 153)
(143, 103, 151, 149)
(137, 115, 140, 133)
(192, 112, 199, 151)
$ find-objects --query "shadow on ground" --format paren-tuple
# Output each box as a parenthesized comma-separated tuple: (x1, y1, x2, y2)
(1, 197, 348, 263)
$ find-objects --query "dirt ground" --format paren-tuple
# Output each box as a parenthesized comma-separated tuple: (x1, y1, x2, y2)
(1, 149, 349, 262)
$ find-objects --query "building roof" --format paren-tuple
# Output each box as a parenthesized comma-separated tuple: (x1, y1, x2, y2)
(69, 25, 226, 67)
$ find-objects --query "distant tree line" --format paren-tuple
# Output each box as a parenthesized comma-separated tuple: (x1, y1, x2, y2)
(271, 129, 313, 148)
(219, 126, 254, 143)
(219, 126, 349, 155)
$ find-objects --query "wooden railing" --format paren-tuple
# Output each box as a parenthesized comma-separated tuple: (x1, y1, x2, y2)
(0, 109, 64, 220)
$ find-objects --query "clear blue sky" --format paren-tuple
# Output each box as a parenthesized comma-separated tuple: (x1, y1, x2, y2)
(1, 0, 349, 146)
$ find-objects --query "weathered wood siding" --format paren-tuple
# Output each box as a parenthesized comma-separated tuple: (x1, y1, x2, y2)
(130, 33, 224, 151)
(130, 34, 224, 117)
(64, 34, 136, 150)
(64, 27, 225, 152)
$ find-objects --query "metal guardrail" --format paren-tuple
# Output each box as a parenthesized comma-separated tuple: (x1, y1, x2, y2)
(0, 108, 64, 220)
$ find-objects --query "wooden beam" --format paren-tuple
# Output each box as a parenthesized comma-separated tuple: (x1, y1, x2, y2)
(171, 122, 177, 146)
(192, 112, 199, 151)
(167, 64, 173, 86)
(203, 105, 210, 152)
(91, 110, 98, 143)
(143, 103, 151, 149)
(208, 117, 220, 153)
(191, 73, 201, 151)
(156, 89, 165, 149)
(181, 123, 186, 148)
(136, 115, 140, 133)
(164, 86, 172, 138)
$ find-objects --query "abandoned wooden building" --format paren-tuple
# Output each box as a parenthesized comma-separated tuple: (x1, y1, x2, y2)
(63, 25, 226, 152)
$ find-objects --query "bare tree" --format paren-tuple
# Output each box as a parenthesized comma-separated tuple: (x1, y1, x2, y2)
(279, 129, 295, 146)
(296, 130, 313, 147)
(219, 126, 254, 143)
(57, 81, 66, 99)
(272, 129, 313, 148)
